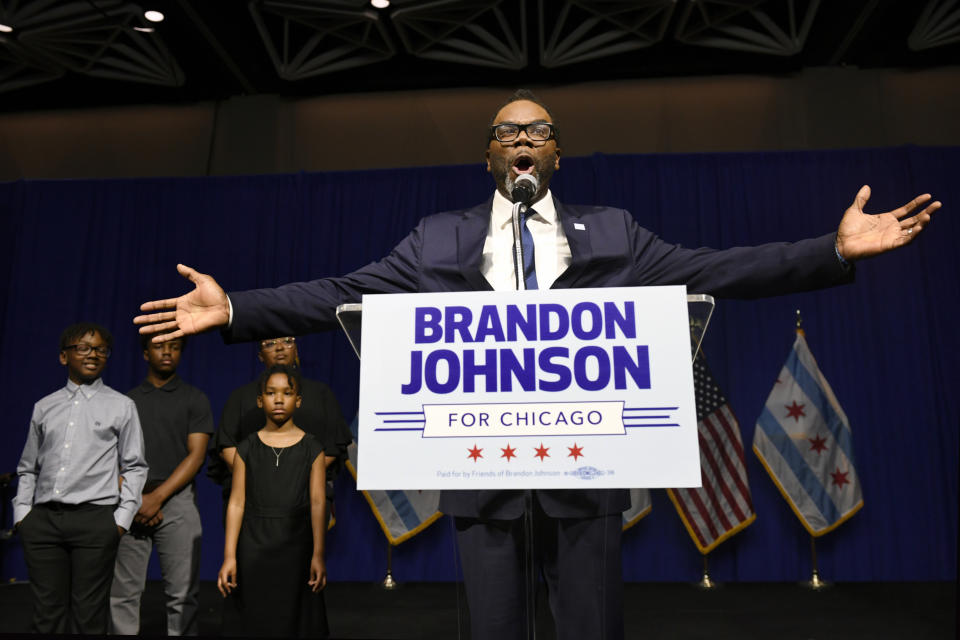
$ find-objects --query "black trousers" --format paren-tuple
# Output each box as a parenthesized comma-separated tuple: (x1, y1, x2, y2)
(19, 502, 120, 634)
(455, 495, 624, 640)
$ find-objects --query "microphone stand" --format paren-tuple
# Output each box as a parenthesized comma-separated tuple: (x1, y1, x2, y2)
(512, 199, 537, 638)
(511, 201, 528, 291)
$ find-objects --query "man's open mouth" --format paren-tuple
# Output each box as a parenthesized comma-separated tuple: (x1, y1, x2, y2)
(512, 155, 534, 175)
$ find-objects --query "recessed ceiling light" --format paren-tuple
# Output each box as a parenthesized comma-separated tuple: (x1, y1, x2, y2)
(370, 0, 390, 8)
(144, 10, 164, 23)
(0, 23, 13, 33)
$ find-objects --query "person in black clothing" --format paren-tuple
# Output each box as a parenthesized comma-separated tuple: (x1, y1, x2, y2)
(217, 364, 328, 638)
(110, 335, 213, 635)
(209, 336, 351, 524)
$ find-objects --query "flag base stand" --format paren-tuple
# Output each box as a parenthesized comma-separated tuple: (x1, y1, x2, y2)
(800, 537, 830, 590)
(381, 569, 399, 590)
(381, 543, 399, 590)
(696, 571, 717, 590)
(802, 569, 830, 591)
(696, 555, 719, 590)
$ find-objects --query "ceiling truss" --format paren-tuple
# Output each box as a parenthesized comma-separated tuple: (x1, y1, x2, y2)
(908, 0, 960, 51)
(0, 0, 183, 95)
(0, 0, 956, 101)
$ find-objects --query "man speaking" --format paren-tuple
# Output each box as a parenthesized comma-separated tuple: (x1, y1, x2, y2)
(135, 90, 940, 640)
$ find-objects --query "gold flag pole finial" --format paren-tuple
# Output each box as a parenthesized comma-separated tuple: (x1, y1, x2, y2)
(796, 309, 805, 336)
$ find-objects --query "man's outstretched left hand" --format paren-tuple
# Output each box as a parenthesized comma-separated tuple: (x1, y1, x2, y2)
(836, 185, 941, 261)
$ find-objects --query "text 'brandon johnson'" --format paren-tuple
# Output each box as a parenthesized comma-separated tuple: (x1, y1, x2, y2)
(400, 301, 651, 394)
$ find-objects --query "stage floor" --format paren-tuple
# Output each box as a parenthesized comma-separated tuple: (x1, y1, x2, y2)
(0, 580, 954, 638)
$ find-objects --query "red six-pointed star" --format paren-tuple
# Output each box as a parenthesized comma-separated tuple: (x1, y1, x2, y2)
(830, 468, 850, 488)
(534, 443, 550, 461)
(784, 400, 806, 422)
(568, 443, 584, 460)
(467, 444, 483, 462)
(809, 434, 828, 454)
(501, 444, 517, 461)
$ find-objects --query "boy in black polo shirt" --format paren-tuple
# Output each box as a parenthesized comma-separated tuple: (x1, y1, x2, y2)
(109, 335, 213, 635)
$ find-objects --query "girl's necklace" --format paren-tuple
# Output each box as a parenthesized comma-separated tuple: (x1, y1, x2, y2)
(269, 445, 284, 467)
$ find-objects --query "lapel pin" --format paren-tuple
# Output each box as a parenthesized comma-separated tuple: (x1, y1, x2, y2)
(574, 223, 586, 230)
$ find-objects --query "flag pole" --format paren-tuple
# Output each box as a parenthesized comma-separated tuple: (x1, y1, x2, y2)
(381, 541, 398, 590)
(697, 552, 717, 589)
(805, 535, 829, 590)
(796, 309, 827, 590)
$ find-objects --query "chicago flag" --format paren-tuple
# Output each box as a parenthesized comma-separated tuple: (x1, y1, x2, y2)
(753, 331, 864, 536)
(667, 353, 756, 554)
(622, 489, 652, 531)
(346, 415, 443, 545)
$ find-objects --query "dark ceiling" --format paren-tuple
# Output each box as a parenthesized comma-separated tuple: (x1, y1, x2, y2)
(1, 0, 958, 114)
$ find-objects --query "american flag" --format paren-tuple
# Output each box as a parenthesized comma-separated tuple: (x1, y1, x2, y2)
(667, 353, 756, 553)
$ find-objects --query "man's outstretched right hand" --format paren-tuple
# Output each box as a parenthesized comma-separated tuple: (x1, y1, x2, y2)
(134, 264, 231, 342)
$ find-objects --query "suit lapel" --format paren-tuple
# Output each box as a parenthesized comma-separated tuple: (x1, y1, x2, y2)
(457, 199, 494, 292)
(554, 198, 591, 289)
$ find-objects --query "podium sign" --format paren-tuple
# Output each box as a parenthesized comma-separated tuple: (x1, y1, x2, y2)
(356, 286, 701, 490)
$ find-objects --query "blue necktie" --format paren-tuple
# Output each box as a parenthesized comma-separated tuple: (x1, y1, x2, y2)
(521, 208, 538, 290)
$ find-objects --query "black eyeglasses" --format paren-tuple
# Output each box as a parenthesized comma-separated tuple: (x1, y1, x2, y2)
(490, 122, 556, 143)
(64, 344, 111, 357)
(260, 337, 296, 350)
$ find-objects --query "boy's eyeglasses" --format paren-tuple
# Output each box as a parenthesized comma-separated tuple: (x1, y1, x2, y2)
(64, 344, 111, 357)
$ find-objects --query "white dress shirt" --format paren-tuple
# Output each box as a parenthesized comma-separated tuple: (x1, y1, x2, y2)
(481, 189, 572, 291)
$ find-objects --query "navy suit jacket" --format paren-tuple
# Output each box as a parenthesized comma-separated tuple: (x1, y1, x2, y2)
(226, 196, 853, 519)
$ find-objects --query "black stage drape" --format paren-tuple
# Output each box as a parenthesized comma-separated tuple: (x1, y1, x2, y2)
(1, 147, 957, 583)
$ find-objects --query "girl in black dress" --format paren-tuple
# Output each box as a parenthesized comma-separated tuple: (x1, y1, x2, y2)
(217, 364, 328, 637)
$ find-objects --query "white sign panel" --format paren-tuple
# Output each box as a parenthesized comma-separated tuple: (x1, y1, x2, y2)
(357, 286, 700, 489)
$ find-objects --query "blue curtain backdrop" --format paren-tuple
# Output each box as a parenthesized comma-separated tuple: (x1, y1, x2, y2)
(0, 147, 957, 584)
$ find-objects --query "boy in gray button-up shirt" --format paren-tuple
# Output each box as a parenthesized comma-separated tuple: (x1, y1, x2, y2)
(13, 322, 148, 634)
